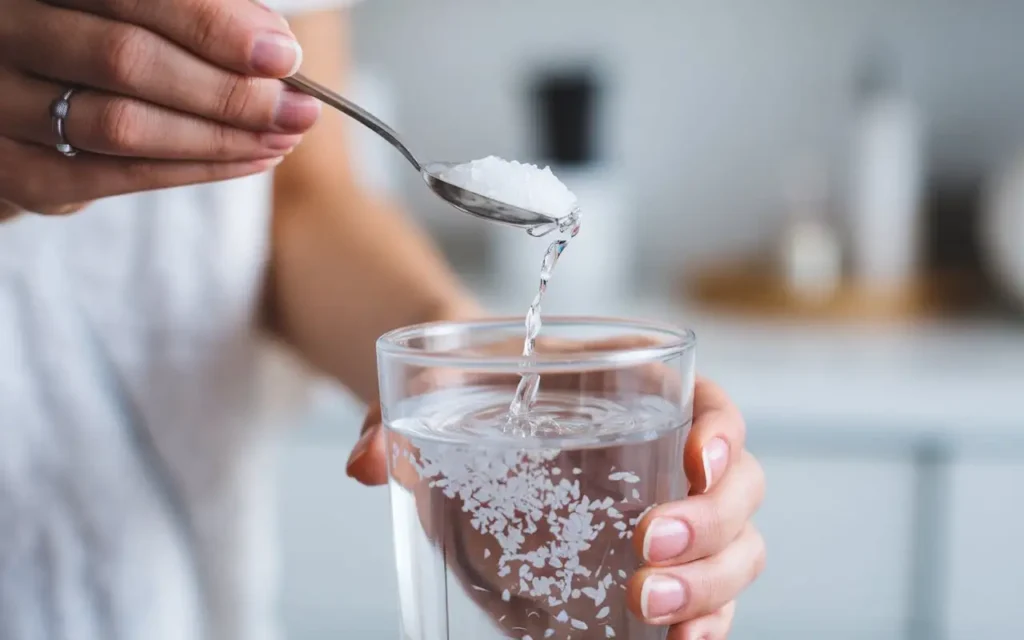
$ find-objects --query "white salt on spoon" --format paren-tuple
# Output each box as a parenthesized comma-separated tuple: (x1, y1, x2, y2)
(431, 156, 579, 235)
(280, 75, 576, 234)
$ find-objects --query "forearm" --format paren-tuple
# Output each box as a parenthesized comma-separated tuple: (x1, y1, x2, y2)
(266, 185, 480, 402)
(263, 9, 480, 401)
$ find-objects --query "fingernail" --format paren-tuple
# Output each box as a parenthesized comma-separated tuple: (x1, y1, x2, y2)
(640, 575, 687, 619)
(701, 437, 729, 493)
(251, 32, 303, 77)
(254, 156, 285, 171)
(643, 517, 691, 562)
(346, 430, 374, 476)
(273, 89, 321, 132)
(261, 133, 303, 150)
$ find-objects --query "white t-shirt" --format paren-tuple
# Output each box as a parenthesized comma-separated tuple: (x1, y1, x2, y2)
(0, 2, 359, 639)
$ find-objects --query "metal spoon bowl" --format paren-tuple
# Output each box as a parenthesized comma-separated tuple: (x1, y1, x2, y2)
(420, 161, 562, 231)
(283, 74, 562, 233)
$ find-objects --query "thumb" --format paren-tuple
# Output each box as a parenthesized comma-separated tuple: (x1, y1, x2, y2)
(346, 406, 389, 486)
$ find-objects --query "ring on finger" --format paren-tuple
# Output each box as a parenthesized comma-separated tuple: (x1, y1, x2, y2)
(50, 88, 79, 157)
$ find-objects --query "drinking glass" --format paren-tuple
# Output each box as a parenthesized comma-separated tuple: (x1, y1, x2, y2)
(378, 317, 697, 640)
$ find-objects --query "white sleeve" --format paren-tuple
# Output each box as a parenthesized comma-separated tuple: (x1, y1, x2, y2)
(262, 0, 363, 17)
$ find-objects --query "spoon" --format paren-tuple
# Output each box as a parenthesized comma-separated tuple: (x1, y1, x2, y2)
(283, 73, 562, 232)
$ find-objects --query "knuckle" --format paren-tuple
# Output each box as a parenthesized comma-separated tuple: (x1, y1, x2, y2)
(748, 453, 766, 507)
(12, 166, 51, 211)
(206, 124, 236, 157)
(696, 501, 727, 551)
(747, 528, 767, 583)
(0, 140, 81, 215)
(717, 600, 738, 624)
(17, 183, 52, 213)
(214, 74, 264, 124)
(98, 98, 144, 150)
(99, 26, 154, 89)
(734, 411, 748, 441)
(190, 0, 233, 53)
(688, 566, 716, 610)
(676, 622, 709, 640)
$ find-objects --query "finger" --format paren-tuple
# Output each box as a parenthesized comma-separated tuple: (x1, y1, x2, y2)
(684, 377, 746, 495)
(12, 3, 320, 133)
(30, 202, 91, 216)
(635, 451, 764, 565)
(346, 405, 390, 486)
(0, 198, 22, 221)
(46, 0, 302, 77)
(0, 73, 300, 160)
(0, 137, 283, 213)
(667, 600, 737, 640)
(627, 524, 765, 626)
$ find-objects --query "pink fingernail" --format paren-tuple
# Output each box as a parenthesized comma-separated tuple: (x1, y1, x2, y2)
(260, 156, 285, 169)
(640, 575, 687, 619)
(643, 517, 691, 562)
(261, 133, 302, 150)
(273, 89, 321, 132)
(346, 430, 374, 476)
(251, 32, 303, 77)
(701, 437, 729, 493)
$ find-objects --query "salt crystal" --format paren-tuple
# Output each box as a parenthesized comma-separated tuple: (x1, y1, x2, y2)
(608, 471, 641, 483)
(439, 155, 578, 219)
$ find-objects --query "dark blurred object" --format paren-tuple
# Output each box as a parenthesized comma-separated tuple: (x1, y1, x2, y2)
(924, 174, 1003, 312)
(925, 176, 986, 274)
(532, 67, 601, 167)
(978, 154, 1024, 316)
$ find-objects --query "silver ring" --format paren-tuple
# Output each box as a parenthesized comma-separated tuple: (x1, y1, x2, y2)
(50, 88, 79, 158)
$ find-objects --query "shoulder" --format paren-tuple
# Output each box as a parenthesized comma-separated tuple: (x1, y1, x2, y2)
(260, 0, 366, 17)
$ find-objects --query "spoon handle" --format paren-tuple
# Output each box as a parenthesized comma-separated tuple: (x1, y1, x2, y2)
(283, 73, 422, 172)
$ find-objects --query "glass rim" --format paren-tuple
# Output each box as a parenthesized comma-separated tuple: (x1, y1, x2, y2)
(377, 315, 696, 372)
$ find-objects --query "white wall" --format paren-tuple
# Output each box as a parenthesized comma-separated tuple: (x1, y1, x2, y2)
(349, 0, 1024, 276)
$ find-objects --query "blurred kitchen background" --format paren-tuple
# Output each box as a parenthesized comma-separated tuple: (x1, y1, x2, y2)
(277, 1, 1024, 639)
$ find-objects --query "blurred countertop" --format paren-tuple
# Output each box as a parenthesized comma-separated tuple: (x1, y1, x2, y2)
(463, 276, 1024, 449)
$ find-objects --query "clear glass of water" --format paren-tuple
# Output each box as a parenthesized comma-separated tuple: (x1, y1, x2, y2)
(378, 317, 696, 640)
